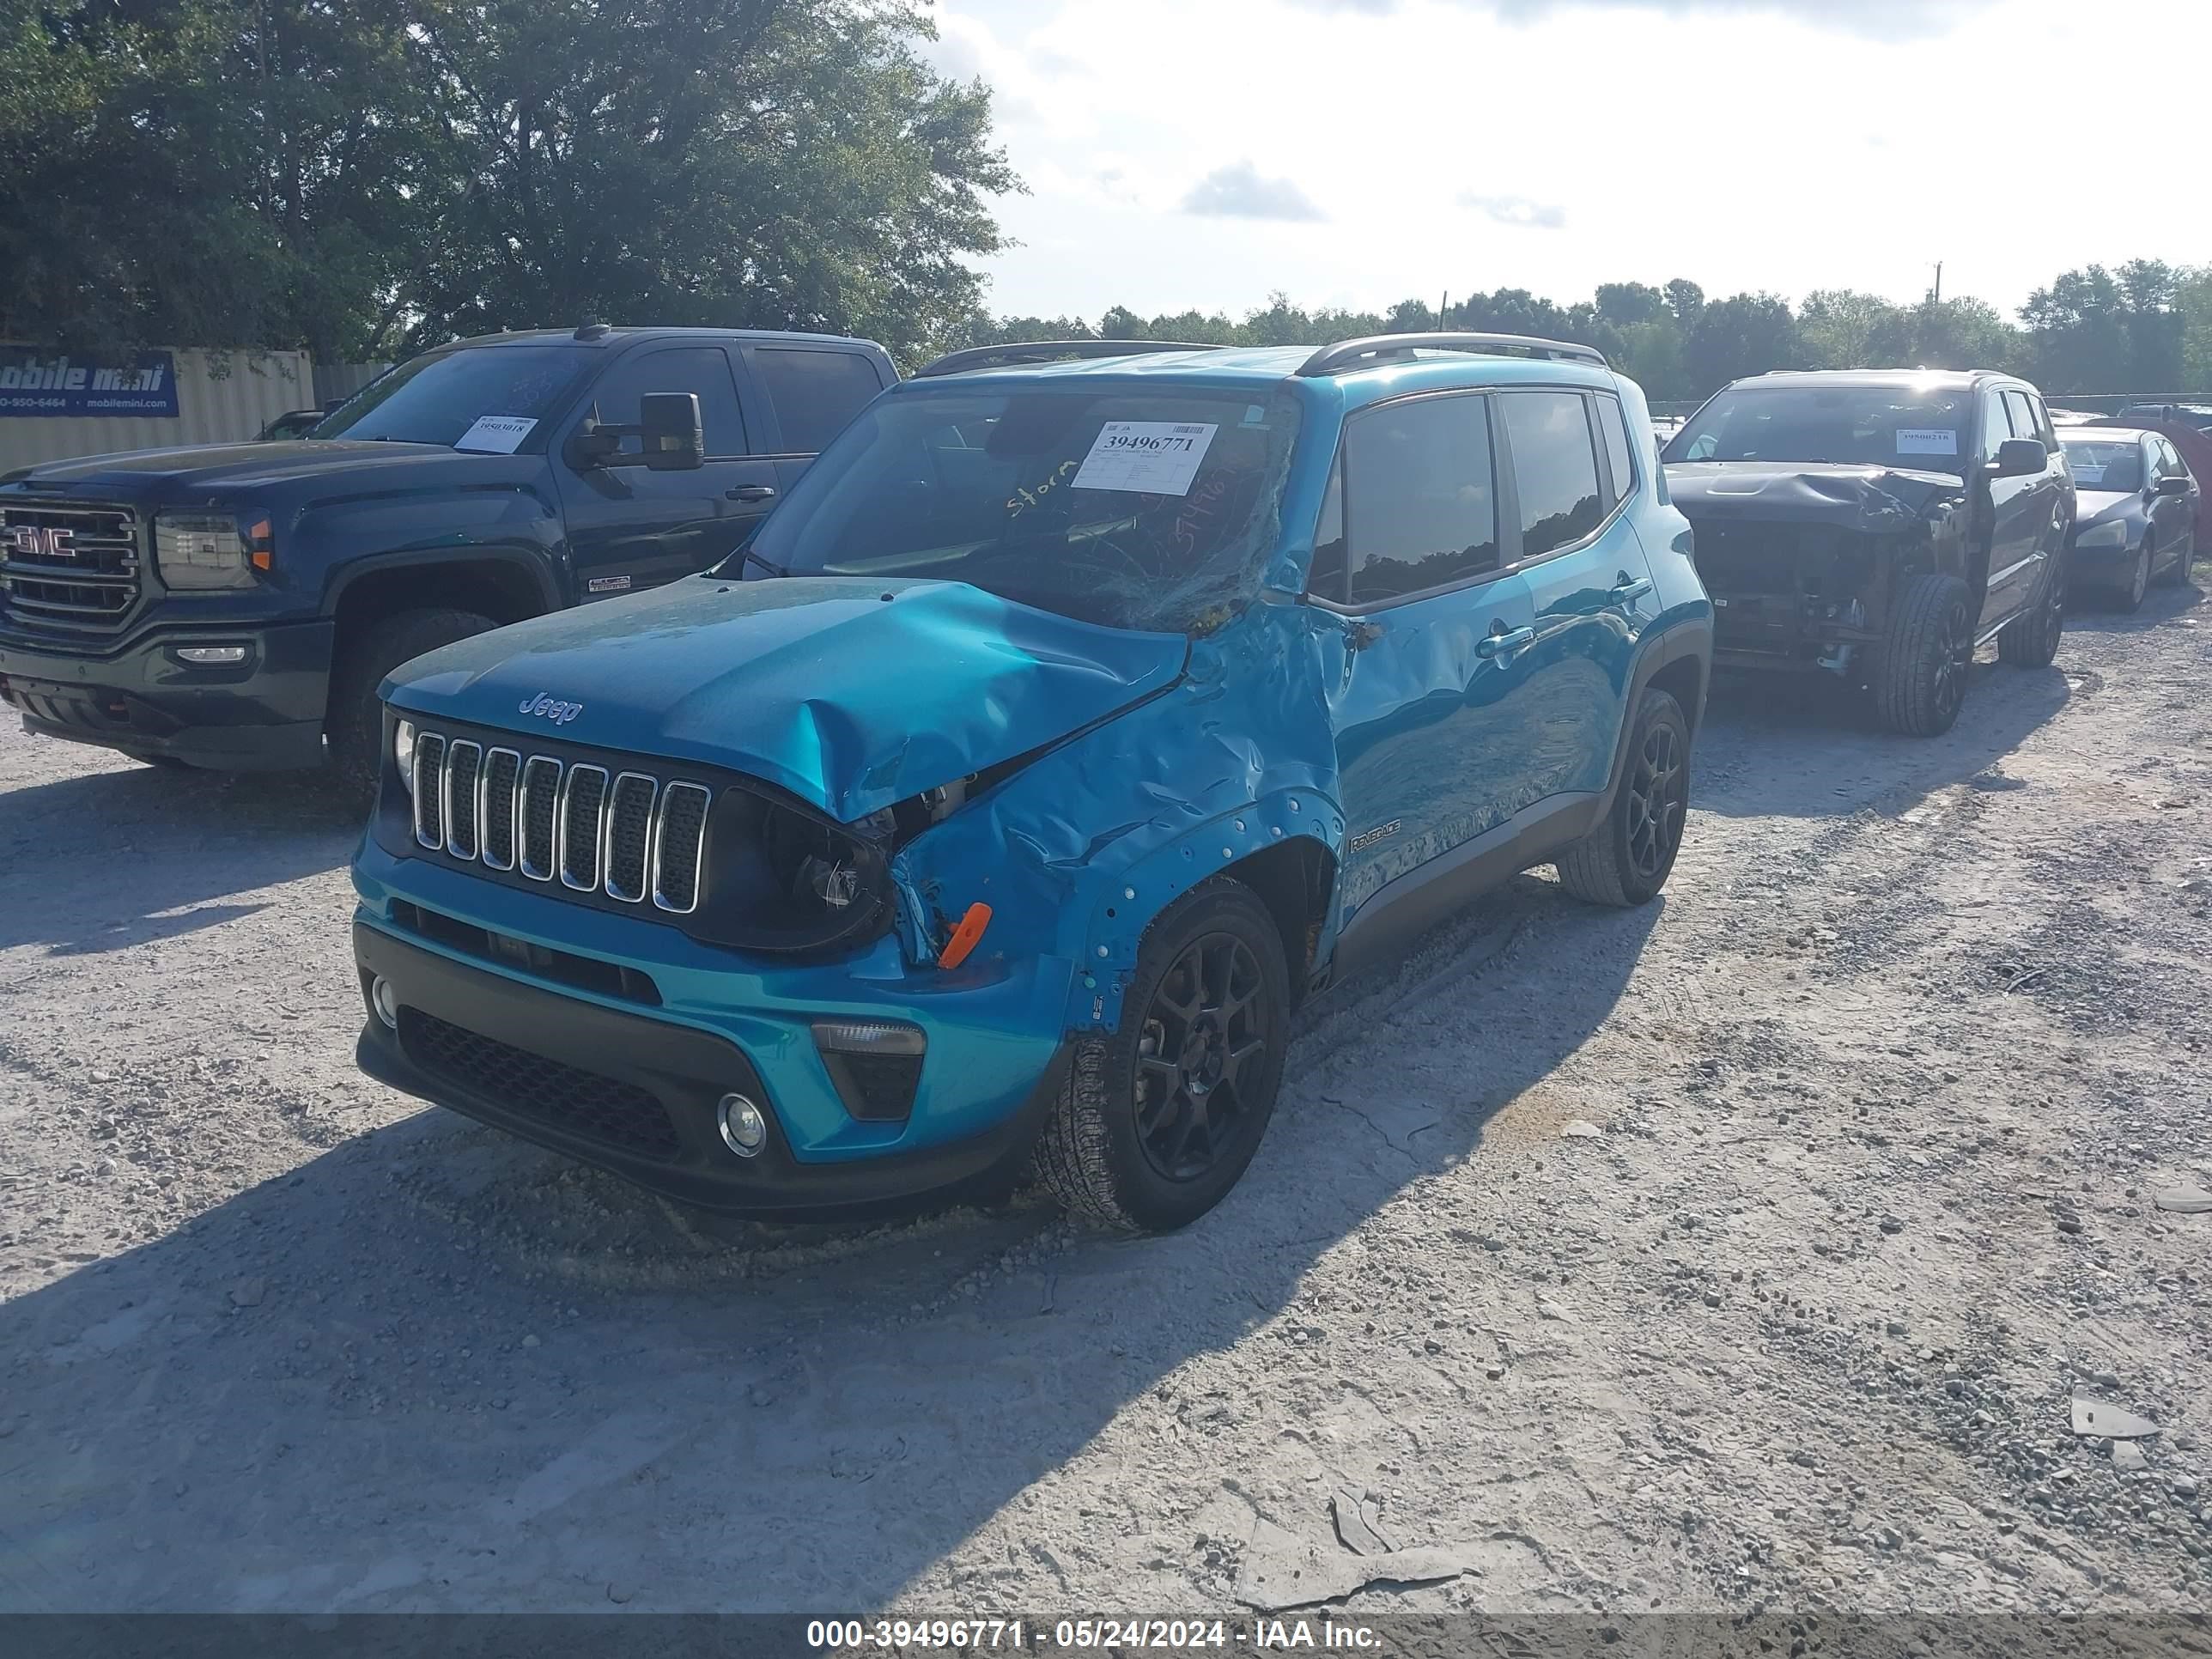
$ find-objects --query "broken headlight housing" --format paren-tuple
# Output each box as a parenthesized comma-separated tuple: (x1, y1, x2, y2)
(691, 784, 895, 956)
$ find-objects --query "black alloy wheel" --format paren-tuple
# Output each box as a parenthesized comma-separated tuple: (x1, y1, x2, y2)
(1133, 933, 1269, 1182)
(1625, 717, 1687, 884)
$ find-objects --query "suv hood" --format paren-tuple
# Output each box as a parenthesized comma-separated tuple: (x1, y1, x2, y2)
(1666, 460, 1966, 532)
(384, 576, 1190, 823)
(3, 440, 506, 495)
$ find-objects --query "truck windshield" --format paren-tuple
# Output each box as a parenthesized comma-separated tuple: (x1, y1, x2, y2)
(1664, 384, 1978, 477)
(314, 345, 598, 448)
(733, 383, 1303, 634)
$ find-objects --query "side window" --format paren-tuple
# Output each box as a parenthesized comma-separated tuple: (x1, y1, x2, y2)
(1309, 456, 1346, 602)
(2025, 393, 2057, 447)
(1978, 391, 2014, 462)
(2002, 392, 2039, 449)
(582, 347, 746, 459)
(1501, 391, 1605, 558)
(754, 349, 887, 454)
(1595, 393, 1636, 504)
(1341, 394, 1499, 605)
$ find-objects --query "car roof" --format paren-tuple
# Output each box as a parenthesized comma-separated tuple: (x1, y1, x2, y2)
(1731, 368, 2020, 392)
(441, 325, 889, 353)
(2061, 425, 2152, 442)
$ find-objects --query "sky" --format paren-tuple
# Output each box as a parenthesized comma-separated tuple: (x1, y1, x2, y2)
(923, 0, 2212, 325)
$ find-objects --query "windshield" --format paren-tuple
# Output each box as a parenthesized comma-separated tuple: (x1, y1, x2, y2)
(2060, 439, 2144, 493)
(313, 344, 598, 448)
(1664, 384, 1977, 476)
(734, 383, 1303, 633)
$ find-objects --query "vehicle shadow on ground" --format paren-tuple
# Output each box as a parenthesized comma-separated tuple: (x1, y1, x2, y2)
(0, 761, 360, 956)
(2062, 573, 2203, 636)
(0, 874, 1656, 1613)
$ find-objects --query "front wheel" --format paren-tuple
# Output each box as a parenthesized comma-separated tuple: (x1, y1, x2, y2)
(326, 608, 497, 813)
(2118, 538, 2153, 612)
(2157, 529, 2195, 587)
(1035, 879, 1289, 1232)
(1554, 688, 1691, 908)
(1997, 560, 2064, 667)
(1872, 574, 1972, 738)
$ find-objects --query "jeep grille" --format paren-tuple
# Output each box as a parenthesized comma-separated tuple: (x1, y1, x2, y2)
(410, 728, 709, 915)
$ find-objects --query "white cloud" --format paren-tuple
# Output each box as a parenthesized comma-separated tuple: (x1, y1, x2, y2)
(1460, 194, 1566, 231)
(1181, 161, 1328, 222)
(1289, 0, 1991, 36)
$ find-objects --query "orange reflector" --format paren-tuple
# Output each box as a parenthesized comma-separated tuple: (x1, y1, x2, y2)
(937, 902, 992, 969)
(247, 518, 274, 571)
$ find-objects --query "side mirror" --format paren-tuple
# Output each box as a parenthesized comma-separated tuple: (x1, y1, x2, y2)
(637, 392, 703, 471)
(1992, 437, 2046, 478)
(2155, 473, 2195, 497)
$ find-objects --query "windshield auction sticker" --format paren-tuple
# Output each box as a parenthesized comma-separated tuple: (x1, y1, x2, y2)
(1073, 422, 1219, 495)
(1895, 428, 1958, 456)
(456, 415, 538, 453)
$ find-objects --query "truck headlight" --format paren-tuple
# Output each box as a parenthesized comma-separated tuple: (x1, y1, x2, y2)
(155, 512, 271, 591)
(394, 719, 417, 796)
(2075, 520, 2128, 550)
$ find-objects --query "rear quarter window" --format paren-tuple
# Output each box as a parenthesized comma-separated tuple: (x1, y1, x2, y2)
(755, 349, 888, 453)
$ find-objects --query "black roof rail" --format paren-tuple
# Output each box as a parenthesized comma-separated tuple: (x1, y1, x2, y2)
(1297, 331, 1607, 377)
(913, 340, 1230, 379)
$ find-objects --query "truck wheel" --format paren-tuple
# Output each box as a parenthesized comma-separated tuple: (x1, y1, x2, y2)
(1554, 688, 1691, 908)
(1035, 878, 1289, 1233)
(1872, 574, 1972, 738)
(327, 609, 495, 811)
(1996, 561, 2064, 668)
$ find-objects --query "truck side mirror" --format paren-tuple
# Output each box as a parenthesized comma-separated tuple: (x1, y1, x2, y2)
(637, 392, 703, 471)
(1991, 437, 2045, 478)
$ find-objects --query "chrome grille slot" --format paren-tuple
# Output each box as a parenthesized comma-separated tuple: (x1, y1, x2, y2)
(520, 757, 561, 879)
(653, 783, 711, 914)
(480, 749, 520, 871)
(603, 773, 658, 902)
(0, 501, 140, 630)
(442, 742, 483, 860)
(412, 734, 447, 849)
(558, 765, 610, 891)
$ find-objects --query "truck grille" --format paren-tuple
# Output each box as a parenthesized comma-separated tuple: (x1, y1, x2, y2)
(0, 501, 140, 629)
(410, 728, 711, 915)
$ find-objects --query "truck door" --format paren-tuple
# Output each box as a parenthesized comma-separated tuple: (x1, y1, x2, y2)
(553, 344, 781, 599)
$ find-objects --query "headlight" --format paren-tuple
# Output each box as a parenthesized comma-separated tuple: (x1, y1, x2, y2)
(154, 512, 272, 591)
(394, 718, 417, 796)
(2075, 520, 2128, 550)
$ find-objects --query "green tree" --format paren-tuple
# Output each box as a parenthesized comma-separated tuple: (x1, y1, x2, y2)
(1684, 292, 1803, 395)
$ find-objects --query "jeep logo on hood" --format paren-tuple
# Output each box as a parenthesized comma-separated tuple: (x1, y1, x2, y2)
(518, 692, 584, 725)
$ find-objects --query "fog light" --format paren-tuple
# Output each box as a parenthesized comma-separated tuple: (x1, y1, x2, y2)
(717, 1093, 768, 1157)
(175, 645, 247, 665)
(370, 975, 399, 1030)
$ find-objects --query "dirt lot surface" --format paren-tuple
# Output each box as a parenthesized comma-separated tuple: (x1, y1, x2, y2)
(3, 575, 2210, 1620)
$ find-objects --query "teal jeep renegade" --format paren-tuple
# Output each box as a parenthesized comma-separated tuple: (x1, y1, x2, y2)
(349, 333, 1713, 1231)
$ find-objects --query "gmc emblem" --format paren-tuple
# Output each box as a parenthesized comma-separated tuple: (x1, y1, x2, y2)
(6, 526, 75, 560)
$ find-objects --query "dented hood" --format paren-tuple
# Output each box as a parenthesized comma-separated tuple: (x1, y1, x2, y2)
(383, 576, 1189, 823)
(1666, 461, 1966, 532)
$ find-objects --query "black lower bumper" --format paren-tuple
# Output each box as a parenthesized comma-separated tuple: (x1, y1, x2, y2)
(0, 617, 332, 769)
(352, 922, 1063, 1219)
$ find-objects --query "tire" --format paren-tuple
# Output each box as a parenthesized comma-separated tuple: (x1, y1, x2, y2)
(2118, 538, 2152, 612)
(326, 608, 496, 812)
(1555, 689, 1692, 908)
(1997, 558, 2064, 668)
(2157, 528, 2195, 587)
(1035, 878, 1290, 1233)
(1872, 574, 1972, 738)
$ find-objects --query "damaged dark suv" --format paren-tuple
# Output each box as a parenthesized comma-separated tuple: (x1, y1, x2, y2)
(1662, 370, 2073, 736)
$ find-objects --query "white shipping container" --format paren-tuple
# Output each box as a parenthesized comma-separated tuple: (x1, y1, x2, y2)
(0, 347, 313, 474)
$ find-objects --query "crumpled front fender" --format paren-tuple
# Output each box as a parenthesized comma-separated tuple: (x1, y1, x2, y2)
(890, 603, 1345, 1033)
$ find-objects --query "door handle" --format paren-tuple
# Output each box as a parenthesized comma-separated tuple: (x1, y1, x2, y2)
(1611, 575, 1655, 603)
(726, 484, 777, 503)
(1477, 624, 1535, 658)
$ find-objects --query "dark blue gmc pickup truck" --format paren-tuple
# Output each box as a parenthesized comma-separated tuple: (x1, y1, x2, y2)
(0, 324, 896, 805)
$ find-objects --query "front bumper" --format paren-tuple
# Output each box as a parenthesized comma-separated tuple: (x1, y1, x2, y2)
(350, 842, 1078, 1217)
(2064, 536, 2138, 579)
(0, 617, 333, 768)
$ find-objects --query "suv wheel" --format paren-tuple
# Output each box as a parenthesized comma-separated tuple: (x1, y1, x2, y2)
(1035, 878, 1289, 1232)
(1873, 574, 1972, 737)
(327, 609, 495, 812)
(1554, 688, 1691, 908)
(1997, 561, 2064, 668)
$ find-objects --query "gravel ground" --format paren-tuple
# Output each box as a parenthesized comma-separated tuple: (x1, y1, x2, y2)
(3, 571, 2209, 1619)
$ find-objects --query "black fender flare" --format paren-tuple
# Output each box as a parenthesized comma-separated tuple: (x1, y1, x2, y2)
(1591, 616, 1712, 825)
(321, 544, 563, 619)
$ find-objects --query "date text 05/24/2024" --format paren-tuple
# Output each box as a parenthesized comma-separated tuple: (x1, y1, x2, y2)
(805, 1618, 1385, 1650)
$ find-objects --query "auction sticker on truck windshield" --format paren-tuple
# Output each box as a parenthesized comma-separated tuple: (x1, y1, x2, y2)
(1896, 428, 1959, 456)
(456, 415, 538, 454)
(1073, 422, 1218, 495)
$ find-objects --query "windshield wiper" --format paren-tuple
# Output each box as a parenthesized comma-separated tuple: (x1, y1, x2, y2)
(738, 547, 788, 578)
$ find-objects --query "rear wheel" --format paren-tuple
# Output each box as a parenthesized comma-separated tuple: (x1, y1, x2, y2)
(2118, 538, 2153, 611)
(1997, 560, 2064, 667)
(2157, 528, 2195, 587)
(326, 608, 496, 813)
(1872, 574, 1972, 738)
(1554, 689, 1691, 908)
(1035, 879, 1289, 1233)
